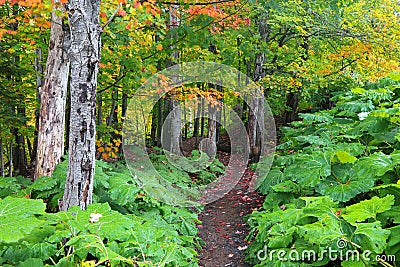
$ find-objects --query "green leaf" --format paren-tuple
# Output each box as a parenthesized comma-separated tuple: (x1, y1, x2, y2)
(0, 197, 46, 243)
(17, 258, 43, 267)
(353, 222, 390, 253)
(386, 225, 400, 256)
(299, 214, 342, 245)
(342, 195, 395, 224)
(317, 174, 374, 202)
(257, 167, 285, 194)
(334, 150, 357, 164)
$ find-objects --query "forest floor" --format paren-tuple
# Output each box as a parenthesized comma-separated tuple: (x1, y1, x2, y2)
(182, 137, 265, 267)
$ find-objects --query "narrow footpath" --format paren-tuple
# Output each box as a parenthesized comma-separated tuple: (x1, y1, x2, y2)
(197, 152, 265, 267)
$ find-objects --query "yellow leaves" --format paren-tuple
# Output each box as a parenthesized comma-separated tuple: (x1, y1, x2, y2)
(288, 77, 302, 89)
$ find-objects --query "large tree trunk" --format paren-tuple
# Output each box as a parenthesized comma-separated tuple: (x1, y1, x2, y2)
(34, 2, 70, 180)
(248, 15, 267, 163)
(164, 3, 181, 155)
(61, 0, 101, 211)
(32, 47, 43, 167)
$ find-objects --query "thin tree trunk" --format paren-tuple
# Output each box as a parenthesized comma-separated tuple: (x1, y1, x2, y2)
(156, 99, 162, 147)
(35, 2, 70, 180)
(183, 101, 188, 139)
(194, 99, 200, 145)
(0, 138, 4, 177)
(61, 0, 101, 211)
(9, 138, 12, 177)
(151, 106, 157, 142)
(200, 97, 205, 137)
(14, 108, 27, 176)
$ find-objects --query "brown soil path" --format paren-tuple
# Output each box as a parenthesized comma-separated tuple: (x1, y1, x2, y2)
(197, 152, 265, 267)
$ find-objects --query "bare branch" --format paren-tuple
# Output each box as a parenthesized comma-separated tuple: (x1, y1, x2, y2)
(101, 3, 122, 31)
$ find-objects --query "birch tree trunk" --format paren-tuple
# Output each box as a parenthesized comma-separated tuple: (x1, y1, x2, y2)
(35, 2, 70, 180)
(61, 0, 101, 211)
(166, 3, 182, 155)
(248, 15, 267, 162)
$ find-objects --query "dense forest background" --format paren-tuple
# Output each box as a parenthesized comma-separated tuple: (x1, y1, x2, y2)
(0, 0, 400, 266)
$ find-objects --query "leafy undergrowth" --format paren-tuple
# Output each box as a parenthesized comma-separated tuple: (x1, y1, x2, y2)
(0, 150, 223, 266)
(246, 75, 400, 266)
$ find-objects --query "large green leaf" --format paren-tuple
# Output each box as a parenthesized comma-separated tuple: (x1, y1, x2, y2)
(317, 174, 374, 202)
(0, 197, 46, 243)
(353, 222, 390, 253)
(342, 195, 394, 224)
(386, 225, 400, 256)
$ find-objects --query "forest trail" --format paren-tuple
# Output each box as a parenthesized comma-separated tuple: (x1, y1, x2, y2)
(197, 152, 265, 267)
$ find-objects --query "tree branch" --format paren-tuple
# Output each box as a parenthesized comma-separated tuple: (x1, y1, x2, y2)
(323, 58, 358, 78)
(101, 3, 122, 31)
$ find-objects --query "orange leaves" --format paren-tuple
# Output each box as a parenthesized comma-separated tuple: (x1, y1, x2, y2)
(156, 44, 163, 51)
(97, 139, 121, 161)
(117, 8, 127, 16)
(184, 0, 246, 32)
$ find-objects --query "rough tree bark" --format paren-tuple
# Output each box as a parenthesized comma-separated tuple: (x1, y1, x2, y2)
(248, 15, 267, 162)
(61, 0, 101, 211)
(164, 3, 182, 155)
(32, 46, 43, 167)
(35, 2, 70, 180)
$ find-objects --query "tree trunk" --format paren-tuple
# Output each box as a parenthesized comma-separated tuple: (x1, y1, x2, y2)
(9, 138, 12, 177)
(61, 0, 101, 211)
(194, 99, 201, 145)
(0, 138, 4, 177)
(14, 108, 27, 176)
(32, 47, 44, 167)
(248, 15, 267, 162)
(156, 99, 163, 147)
(35, 2, 70, 180)
(284, 92, 298, 123)
(200, 97, 205, 137)
(164, 3, 181, 155)
(205, 100, 217, 158)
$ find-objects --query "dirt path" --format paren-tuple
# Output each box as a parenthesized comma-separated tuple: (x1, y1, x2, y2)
(197, 153, 265, 267)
